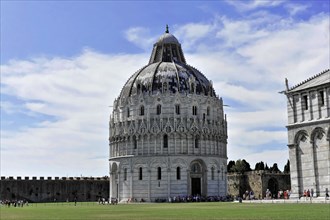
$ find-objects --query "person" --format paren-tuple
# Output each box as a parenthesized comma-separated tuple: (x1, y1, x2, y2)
(283, 190, 287, 199)
(74, 197, 77, 206)
(326, 188, 329, 200)
(307, 189, 310, 200)
(265, 189, 271, 200)
(311, 189, 314, 200)
(303, 190, 307, 200)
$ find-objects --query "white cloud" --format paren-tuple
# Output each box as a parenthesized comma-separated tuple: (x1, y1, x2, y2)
(1, 50, 149, 177)
(1, 101, 22, 114)
(216, 16, 270, 47)
(285, 3, 310, 16)
(1, 9, 329, 176)
(174, 23, 214, 50)
(226, 0, 285, 12)
(124, 27, 157, 51)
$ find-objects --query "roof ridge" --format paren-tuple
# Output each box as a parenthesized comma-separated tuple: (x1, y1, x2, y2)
(289, 69, 330, 91)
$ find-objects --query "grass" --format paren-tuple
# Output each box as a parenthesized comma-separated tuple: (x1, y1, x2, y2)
(1, 202, 329, 220)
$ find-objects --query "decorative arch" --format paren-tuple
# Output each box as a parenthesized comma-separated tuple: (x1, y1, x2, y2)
(311, 127, 325, 142)
(171, 158, 188, 169)
(132, 158, 149, 169)
(311, 127, 327, 196)
(150, 157, 167, 168)
(209, 159, 220, 170)
(189, 159, 207, 196)
(294, 130, 309, 144)
(294, 130, 309, 196)
(110, 162, 120, 199)
(110, 162, 119, 174)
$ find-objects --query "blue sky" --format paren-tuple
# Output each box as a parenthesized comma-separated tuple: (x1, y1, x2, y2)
(1, 0, 329, 177)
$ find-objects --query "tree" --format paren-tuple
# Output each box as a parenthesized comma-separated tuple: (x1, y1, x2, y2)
(254, 161, 265, 171)
(230, 159, 251, 174)
(242, 159, 252, 172)
(265, 163, 269, 171)
(227, 160, 235, 173)
(284, 160, 290, 173)
(270, 163, 280, 173)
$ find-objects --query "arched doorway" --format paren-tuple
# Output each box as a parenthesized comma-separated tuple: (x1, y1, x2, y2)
(268, 178, 279, 199)
(189, 160, 207, 196)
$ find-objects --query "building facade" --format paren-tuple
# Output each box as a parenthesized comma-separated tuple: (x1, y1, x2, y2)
(109, 27, 228, 202)
(283, 69, 330, 198)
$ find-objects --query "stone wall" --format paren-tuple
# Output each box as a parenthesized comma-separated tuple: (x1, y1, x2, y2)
(227, 171, 291, 199)
(0, 176, 109, 202)
(1, 172, 290, 202)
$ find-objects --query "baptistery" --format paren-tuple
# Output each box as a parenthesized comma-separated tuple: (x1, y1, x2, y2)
(109, 26, 228, 202)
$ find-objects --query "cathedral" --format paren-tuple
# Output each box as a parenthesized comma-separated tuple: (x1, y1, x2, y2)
(109, 27, 228, 202)
(283, 69, 330, 199)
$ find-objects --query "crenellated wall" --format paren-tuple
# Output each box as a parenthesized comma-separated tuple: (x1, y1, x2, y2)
(0, 176, 109, 202)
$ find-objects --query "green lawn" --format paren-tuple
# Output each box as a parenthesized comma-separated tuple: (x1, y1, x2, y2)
(1, 202, 329, 220)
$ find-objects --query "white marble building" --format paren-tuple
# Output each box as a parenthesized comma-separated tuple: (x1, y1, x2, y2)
(283, 69, 330, 198)
(109, 27, 228, 202)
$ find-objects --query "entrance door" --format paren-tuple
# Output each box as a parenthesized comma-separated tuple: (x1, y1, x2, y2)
(191, 178, 201, 196)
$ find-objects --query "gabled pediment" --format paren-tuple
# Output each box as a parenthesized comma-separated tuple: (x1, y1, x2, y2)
(288, 69, 329, 93)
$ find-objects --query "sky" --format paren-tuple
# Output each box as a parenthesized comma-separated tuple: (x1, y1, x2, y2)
(1, 0, 329, 177)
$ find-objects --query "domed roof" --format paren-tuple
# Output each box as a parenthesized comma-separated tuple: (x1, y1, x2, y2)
(156, 32, 179, 44)
(119, 26, 215, 101)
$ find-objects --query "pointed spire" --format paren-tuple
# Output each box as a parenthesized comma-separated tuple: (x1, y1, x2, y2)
(165, 24, 169, 33)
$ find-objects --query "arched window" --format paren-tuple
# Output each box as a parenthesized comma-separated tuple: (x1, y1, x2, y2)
(303, 95, 308, 110)
(175, 104, 180, 115)
(318, 90, 325, 106)
(163, 134, 168, 148)
(157, 167, 162, 180)
(139, 167, 143, 180)
(194, 137, 199, 148)
(211, 167, 215, 180)
(124, 168, 127, 181)
(163, 82, 168, 92)
(176, 167, 181, 180)
(207, 106, 210, 116)
(127, 107, 130, 117)
(137, 84, 141, 95)
(140, 105, 145, 116)
(133, 136, 137, 149)
(191, 83, 195, 93)
(192, 106, 197, 115)
(157, 104, 162, 115)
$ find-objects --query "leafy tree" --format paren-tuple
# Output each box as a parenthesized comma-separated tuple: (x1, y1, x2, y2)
(265, 163, 269, 171)
(230, 159, 251, 174)
(284, 160, 290, 173)
(254, 161, 265, 171)
(242, 159, 252, 172)
(270, 163, 281, 172)
(227, 160, 235, 173)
